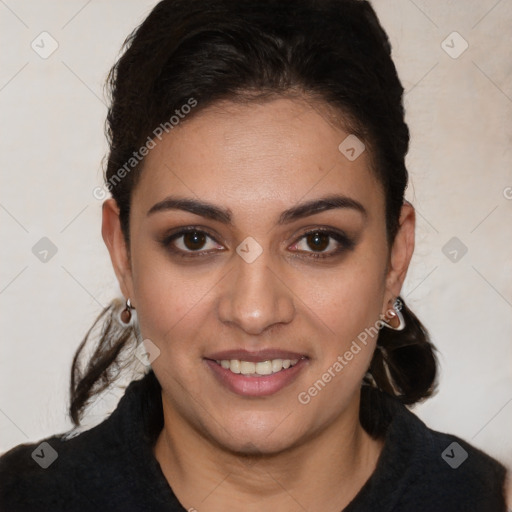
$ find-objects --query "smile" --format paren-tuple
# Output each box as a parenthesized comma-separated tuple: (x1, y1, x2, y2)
(215, 358, 300, 376)
(204, 353, 308, 397)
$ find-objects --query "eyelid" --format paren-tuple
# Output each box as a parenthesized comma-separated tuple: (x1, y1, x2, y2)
(161, 226, 356, 259)
(288, 227, 355, 256)
(161, 226, 225, 257)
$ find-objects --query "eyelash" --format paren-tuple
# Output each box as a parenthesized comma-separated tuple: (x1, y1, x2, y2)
(160, 226, 355, 260)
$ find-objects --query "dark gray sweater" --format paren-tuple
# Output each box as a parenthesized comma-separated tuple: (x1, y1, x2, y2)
(0, 370, 507, 511)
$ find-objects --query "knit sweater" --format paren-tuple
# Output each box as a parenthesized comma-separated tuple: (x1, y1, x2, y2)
(0, 370, 507, 511)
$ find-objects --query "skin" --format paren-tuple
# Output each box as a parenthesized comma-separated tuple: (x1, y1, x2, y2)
(102, 96, 415, 511)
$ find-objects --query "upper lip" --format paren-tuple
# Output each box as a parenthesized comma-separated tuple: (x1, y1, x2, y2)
(205, 349, 308, 362)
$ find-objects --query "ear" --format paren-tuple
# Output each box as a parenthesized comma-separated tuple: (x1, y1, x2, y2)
(383, 201, 415, 306)
(101, 198, 134, 303)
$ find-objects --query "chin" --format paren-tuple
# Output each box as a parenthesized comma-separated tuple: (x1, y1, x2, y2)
(207, 413, 307, 457)
(222, 434, 298, 458)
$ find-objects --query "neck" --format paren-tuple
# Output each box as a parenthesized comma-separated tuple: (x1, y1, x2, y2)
(153, 390, 383, 512)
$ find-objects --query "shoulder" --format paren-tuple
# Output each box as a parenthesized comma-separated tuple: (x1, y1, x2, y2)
(415, 427, 507, 508)
(0, 423, 121, 511)
(388, 399, 508, 510)
(0, 372, 167, 512)
(359, 387, 508, 511)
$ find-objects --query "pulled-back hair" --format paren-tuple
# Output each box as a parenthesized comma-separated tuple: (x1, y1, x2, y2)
(69, 0, 437, 426)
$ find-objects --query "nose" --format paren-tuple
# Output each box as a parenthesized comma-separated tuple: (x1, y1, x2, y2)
(216, 253, 296, 335)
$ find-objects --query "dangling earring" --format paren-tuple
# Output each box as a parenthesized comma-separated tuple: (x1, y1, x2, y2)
(381, 297, 406, 331)
(119, 298, 135, 327)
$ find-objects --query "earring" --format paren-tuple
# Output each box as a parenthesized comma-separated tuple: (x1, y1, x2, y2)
(381, 297, 405, 331)
(119, 298, 135, 327)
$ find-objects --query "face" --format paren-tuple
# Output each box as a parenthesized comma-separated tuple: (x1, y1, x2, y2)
(103, 96, 414, 454)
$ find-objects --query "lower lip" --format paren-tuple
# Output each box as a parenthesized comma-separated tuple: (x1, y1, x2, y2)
(205, 358, 308, 397)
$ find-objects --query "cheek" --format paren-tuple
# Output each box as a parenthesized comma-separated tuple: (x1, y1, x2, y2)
(292, 254, 387, 412)
(130, 246, 219, 359)
(293, 242, 388, 347)
(129, 224, 388, 370)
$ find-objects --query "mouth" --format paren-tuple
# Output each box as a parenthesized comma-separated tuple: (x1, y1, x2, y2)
(213, 357, 301, 376)
(204, 349, 309, 397)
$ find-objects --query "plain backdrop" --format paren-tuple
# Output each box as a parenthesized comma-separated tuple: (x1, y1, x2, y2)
(1, 0, 511, 476)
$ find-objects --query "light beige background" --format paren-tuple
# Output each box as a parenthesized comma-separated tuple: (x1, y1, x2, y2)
(1, 0, 511, 476)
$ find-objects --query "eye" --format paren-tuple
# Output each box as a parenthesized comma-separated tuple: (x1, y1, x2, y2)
(162, 228, 224, 256)
(161, 227, 355, 260)
(289, 229, 355, 259)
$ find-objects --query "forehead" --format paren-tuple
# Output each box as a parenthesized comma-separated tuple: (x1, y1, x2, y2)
(133, 97, 383, 218)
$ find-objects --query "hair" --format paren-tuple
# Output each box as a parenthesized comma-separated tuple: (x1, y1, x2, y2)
(69, 0, 437, 427)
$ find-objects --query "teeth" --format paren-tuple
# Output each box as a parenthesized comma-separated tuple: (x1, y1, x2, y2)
(272, 359, 283, 372)
(256, 361, 273, 375)
(230, 359, 241, 374)
(240, 361, 256, 374)
(215, 358, 301, 376)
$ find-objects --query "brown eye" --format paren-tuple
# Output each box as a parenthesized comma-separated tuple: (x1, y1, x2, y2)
(306, 231, 330, 252)
(162, 228, 224, 257)
(183, 231, 207, 251)
(289, 228, 355, 259)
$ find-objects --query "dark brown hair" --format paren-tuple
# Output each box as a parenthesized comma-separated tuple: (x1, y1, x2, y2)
(69, 0, 437, 426)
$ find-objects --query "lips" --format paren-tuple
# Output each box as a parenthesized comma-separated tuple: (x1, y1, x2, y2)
(204, 349, 309, 397)
(206, 349, 307, 362)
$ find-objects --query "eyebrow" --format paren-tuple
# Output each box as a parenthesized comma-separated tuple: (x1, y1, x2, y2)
(146, 194, 367, 224)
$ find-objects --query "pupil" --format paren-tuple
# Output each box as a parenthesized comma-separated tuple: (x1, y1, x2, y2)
(184, 231, 206, 250)
(307, 232, 329, 252)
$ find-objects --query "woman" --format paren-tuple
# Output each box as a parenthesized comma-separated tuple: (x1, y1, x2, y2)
(0, 0, 508, 510)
